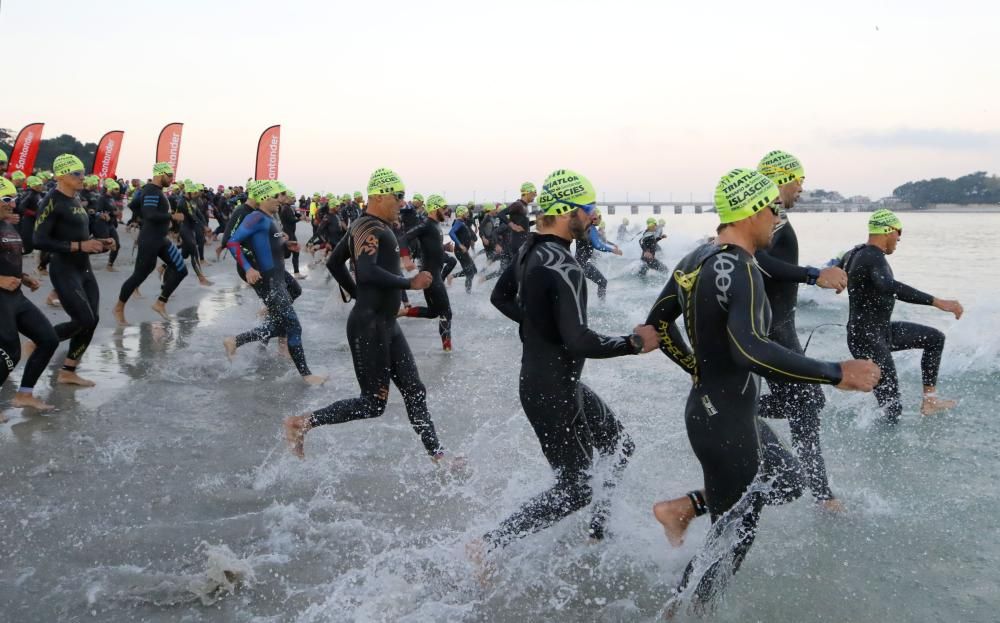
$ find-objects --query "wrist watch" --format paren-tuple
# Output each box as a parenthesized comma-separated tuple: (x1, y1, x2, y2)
(805, 266, 820, 286)
(628, 333, 644, 353)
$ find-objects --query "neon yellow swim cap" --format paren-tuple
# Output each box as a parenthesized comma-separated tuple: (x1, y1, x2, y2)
(757, 150, 805, 186)
(341, 193, 350, 202)
(538, 169, 596, 216)
(367, 168, 405, 196)
(714, 168, 779, 224)
(249, 180, 281, 203)
(152, 161, 175, 177)
(520, 182, 536, 194)
(868, 209, 902, 234)
(456, 205, 469, 217)
(104, 179, 121, 192)
(85, 175, 100, 187)
(38, 171, 53, 181)
(646, 217, 657, 226)
(11, 170, 26, 182)
(481, 202, 494, 213)
(26, 175, 42, 188)
(354, 191, 363, 199)
(0, 177, 16, 197)
(412, 193, 424, 203)
(0, 150, 7, 164)
(53, 154, 85, 177)
(425, 194, 446, 211)
(622, 217, 629, 225)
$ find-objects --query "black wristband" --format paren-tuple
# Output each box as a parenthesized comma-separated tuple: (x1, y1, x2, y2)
(805, 266, 820, 286)
(627, 333, 643, 354)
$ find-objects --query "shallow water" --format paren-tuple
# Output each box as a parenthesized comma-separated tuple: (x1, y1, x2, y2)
(1, 212, 997, 622)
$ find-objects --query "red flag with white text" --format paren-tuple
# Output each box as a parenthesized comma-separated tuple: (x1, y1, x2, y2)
(92, 130, 125, 179)
(255, 125, 281, 180)
(155, 122, 184, 174)
(6, 122, 45, 176)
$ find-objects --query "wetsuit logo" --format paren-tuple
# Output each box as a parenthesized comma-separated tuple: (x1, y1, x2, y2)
(713, 253, 738, 308)
(360, 234, 378, 256)
(700, 395, 718, 416)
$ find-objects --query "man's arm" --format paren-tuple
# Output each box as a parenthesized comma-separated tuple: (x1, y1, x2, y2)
(645, 278, 697, 375)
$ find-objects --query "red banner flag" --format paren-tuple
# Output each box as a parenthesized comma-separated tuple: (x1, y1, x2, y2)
(6, 122, 44, 176)
(255, 125, 281, 180)
(92, 130, 125, 179)
(155, 122, 184, 174)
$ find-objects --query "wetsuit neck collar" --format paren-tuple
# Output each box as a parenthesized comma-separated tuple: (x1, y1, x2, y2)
(534, 233, 572, 248)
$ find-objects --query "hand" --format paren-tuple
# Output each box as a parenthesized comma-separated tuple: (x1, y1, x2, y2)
(100, 238, 117, 251)
(280, 232, 289, 241)
(246, 268, 262, 285)
(286, 241, 300, 253)
(99, 212, 110, 221)
(444, 242, 455, 253)
(632, 324, 660, 353)
(642, 251, 653, 260)
(459, 245, 467, 254)
(22, 274, 40, 291)
(402, 257, 416, 272)
(4, 213, 20, 225)
(613, 246, 623, 256)
(0, 275, 21, 291)
(836, 359, 881, 392)
(410, 271, 433, 290)
(171, 212, 185, 222)
(933, 298, 963, 320)
(494, 244, 502, 254)
(80, 239, 106, 253)
(509, 223, 525, 233)
(817, 266, 847, 293)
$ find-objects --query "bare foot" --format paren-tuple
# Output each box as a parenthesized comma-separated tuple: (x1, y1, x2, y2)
(198, 276, 214, 287)
(45, 292, 61, 307)
(57, 370, 96, 387)
(12, 393, 55, 411)
(446, 274, 455, 287)
(283, 414, 311, 459)
(432, 452, 468, 473)
(113, 303, 128, 326)
(106, 264, 117, 272)
(133, 288, 143, 299)
(653, 498, 696, 547)
(0, 411, 7, 423)
(302, 374, 327, 386)
(37, 267, 48, 276)
(151, 300, 170, 320)
(921, 396, 957, 416)
(465, 539, 495, 587)
(820, 498, 846, 513)
(223, 337, 237, 360)
(294, 273, 306, 280)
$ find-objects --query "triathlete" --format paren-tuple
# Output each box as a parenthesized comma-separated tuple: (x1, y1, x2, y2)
(479, 169, 658, 559)
(643, 168, 879, 612)
(574, 207, 622, 300)
(283, 168, 455, 466)
(447, 204, 478, 293)
(400, 194, 454, 351)
(835, 209, 963, 421)
(114, 162, 188, 324)
(637, 217, 668, 277)
(32, 154, 115, 386)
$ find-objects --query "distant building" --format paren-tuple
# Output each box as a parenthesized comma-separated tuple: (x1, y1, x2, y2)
(878, 196, 903, 204)
(849, 195, 871, 204)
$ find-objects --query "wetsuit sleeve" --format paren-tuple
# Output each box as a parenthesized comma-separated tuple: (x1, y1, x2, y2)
(490, 261, 522, 323)
(754, 248, 811, 283)
(725, 262, 843, 384)
(353, 226, 411, 289)
(645, 278, 697, 375)
(538, 266, 636, 358)
(868, 253, 934, 305)
(227, 211, 271, 272)
(32, 198, 74, 253)
(589, 226, 615, 253)
(327, 234, 357, 298)
(449, 221, 462, 247)
(142, 193, 171, 225)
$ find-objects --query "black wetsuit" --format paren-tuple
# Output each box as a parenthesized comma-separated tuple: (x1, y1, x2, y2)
(15, 188, 44, 254)
(118, 183, 188, 304)
(837, 244, 940, 423)
(0, 220, 58, 390)
(497, 199, 531, 255)
(316, 214, 443, 456)
(646, 243, 842, 606)
(279, 203, 300, 274)
(401, 217, 452, 345)
(93, 192, 121, 266)
(227, 209, 312, 376)
(754, 214, 832, 500)
(488, 233, 640, 547)
(448, 216, 477, 293)
(176, 196, 205, 277)
(638, 230, 667, 276)
(33, 190, 104, 361)
(574, 226, 615, 300)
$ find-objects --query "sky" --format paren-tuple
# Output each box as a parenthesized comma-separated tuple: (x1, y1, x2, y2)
(3, 0, 999, 201)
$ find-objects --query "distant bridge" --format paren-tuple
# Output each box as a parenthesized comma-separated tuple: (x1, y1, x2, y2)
(457, 202, 892, 215)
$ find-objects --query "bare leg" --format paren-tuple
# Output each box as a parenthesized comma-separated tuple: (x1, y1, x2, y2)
(223, 336, 237, 360)
(113, 301, 128, 326)
(283, 413, 312, 458)
(921, 385, 957, 416)
(151, 299, 170, 321)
